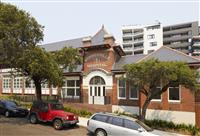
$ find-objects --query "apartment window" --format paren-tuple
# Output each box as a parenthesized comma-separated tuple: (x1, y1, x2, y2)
(118, 79, 126, 99)
(147, 25, 160, 30)
(149, 42, 157, 47)
(168, 85, 180, 102)
(147, 34, 155, 39)
(129, 84, 138, 100)
(152, 86, 162, 101)
(62, 80, 80, 98)
(3, 78, 11, 89)
(13, 78, 23, 89)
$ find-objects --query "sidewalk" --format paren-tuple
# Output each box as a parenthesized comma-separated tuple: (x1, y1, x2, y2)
(77, 117, 189, 136)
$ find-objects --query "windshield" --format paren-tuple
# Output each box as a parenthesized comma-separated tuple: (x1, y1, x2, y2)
(136, 120, 153, 132)
(4, 101, 18, 108)
(51, 104, 64, 110)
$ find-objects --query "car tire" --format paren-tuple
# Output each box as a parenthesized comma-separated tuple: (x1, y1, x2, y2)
(5, 111, 10, 117)
(95, 129, 107, 136)
(53, 119, 63, 130)
(29, 114, 38, 124)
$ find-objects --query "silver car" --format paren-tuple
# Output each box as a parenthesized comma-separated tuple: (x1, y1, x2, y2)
(87, 112, 159, 136)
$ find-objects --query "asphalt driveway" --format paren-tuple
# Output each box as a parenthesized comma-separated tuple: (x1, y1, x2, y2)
(0, 116, 90, 136)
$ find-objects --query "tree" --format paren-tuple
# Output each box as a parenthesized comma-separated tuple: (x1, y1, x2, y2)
(16, 46, 63, 100)
(124, 59, 200, 122)
(53, 47, 82, 72)
(0, 3, 43, 66)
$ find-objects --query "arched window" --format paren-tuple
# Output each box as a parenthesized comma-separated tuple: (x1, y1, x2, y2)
(89, 76, 105, 85)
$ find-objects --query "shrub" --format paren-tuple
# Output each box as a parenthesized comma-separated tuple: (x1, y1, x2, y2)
(145, 119, 200, 135)
(64, 105, 92, 118)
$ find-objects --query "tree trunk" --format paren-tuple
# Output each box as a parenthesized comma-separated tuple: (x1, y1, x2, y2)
(34, 80, 42, 101)
(141, 98, 151, 122)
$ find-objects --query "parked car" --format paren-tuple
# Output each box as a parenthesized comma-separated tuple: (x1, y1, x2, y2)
(0, 100, 29, 117)
(29, 101, 79, 130)
(87, 112, 159, 136)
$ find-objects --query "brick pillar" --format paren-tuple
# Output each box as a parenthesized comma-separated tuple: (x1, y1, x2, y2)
(22, 77, 25, 95)
(11, 76, 13, 95)
(195, 92, 200, 127)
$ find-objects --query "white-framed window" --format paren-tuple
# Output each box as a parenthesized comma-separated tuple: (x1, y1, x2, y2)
(62, 80, 80, 98)
(129, 84, 138, 100)
(13, 77, 23, 89)
(152, 86, 162, 102)
(147, 34, 155, 39)
(118, 79, 126, 99)
(149, 42, 157, 47)
(25, 80, 35, 88)
(168, 85, 181, 102)
(42, 83, 48, 88)
(3, 78, 11, 89)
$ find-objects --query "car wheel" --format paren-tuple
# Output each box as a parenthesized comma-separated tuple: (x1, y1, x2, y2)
(53, 119, 63, 130)
(5, 111, 10, 117)
(95, 129, 107, 136)
(29, 114, 38, 124)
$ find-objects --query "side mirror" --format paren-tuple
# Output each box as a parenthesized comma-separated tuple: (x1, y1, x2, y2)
(137, 128, 144, 133)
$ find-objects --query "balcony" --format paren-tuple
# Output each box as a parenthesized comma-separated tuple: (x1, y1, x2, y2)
(134, 38, 143, 44)
(163, 28, 192, 35)
(133, 45, 144, 50)
(164, 42, 189, 49)
(163, 35, 191, 43)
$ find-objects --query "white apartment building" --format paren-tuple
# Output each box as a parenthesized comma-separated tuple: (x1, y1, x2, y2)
(122, 22, 163, 55)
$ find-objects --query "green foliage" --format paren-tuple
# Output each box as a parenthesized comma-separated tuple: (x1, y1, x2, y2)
(124, 59, 200, 93)
(16, 46, 63, 87)
(145, 119, 200, 135)
(0, 3, 43, 65)
(124, 59, 200, 121)
(53, 47, 82, 72)
(64, 105, 92, 118)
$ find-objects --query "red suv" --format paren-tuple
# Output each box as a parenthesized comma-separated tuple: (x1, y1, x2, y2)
(29, 101, 79, 130)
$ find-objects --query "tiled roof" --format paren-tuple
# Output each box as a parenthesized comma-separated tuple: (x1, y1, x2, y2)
(113, 54, 146, 70)
(139, 46, 200, 63)
(113, 46, 200, 70)
(40, 26, 113, 51)
(63, 64, 82, 73)
(91, 26, 109, 46)
(40, 37, 85, 52)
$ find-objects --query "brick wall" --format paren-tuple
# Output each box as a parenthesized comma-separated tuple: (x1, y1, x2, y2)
(0, 76, 2, 95)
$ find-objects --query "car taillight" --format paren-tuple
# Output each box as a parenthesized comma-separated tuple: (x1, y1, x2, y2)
(87, 120, 89, 126)
(66, 116, 69, 120)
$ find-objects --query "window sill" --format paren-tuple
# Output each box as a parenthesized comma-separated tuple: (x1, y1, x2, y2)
(129, 98, 138, 100)
(151, 99, 162, 102)
(118, 97, 126, 100)
(168, 100, 180, 103)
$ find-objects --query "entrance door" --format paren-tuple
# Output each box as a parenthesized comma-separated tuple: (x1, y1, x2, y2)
(89, 76, 106, 105)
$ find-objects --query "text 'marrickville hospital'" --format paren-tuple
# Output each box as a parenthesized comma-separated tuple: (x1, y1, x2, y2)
(1, 25, 200, 127)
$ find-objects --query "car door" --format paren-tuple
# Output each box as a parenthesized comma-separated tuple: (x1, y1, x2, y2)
(38, 103, 49, 121)
(123, 119, 144, 136)
(106, 116, 125, 136)
(0, 101, 6, 114)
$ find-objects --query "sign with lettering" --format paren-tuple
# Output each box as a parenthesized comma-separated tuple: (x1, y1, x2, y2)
(85, 52, 110, 68)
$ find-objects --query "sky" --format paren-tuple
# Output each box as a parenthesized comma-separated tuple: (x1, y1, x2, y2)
(2, 0, 200, 44)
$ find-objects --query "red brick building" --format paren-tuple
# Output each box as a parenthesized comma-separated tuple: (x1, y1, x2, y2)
(1, 26, 200, 126)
